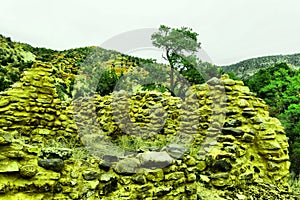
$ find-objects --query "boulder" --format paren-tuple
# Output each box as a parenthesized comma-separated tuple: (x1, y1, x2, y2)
(38, 158, 64, 172)
(138, 151, 173, 168)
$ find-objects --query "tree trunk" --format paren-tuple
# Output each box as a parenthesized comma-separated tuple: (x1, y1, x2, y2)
(166, 50, 175, 94)
(170, 66, 174, 93)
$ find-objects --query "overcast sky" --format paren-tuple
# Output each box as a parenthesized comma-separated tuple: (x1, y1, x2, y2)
(1, 0, 300, 65)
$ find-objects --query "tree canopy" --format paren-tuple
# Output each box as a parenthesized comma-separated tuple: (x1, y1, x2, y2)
(151, 25, 201, 93)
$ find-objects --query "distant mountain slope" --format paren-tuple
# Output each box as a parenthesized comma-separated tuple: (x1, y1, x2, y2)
(221, 53, 300, 79)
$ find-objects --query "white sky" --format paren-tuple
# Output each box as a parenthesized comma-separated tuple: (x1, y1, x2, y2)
(1, 0, 300, 65)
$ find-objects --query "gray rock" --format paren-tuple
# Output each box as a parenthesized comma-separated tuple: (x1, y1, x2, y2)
(207, 77, 222, 86)
(38, 158, 64, 172)
(114, 158, 141, 174)
(99, 174, 114, 182)
(82, 170, 99, 181)
(138, 151, 173, 168)
(163, 144, 188, 159)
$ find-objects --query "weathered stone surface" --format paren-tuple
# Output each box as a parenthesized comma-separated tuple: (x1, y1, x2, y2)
(239, 172, 253, 180)
(41, 147, 72, 160)
(82, 170, 99, 181)
(155, 186, 172, 196)
(211, 177, 231, 187)
(223, 79, 236, 86)
(59, 114, 68, 121)
(238, 99, 250, 107)
(212, 160, 232, 172)
(221, 127, 244, 136)
(242, 133, 255, 143)
(34, 171, 61, 180)
(236, 194, 246, 200)
(211, 172, 229, 179)
(196, 161, 207, 172)
(242, 108, 257, 117)
(32, 128, 55, 135)
(0, 119, 12, 126)
(99, 174, 114, 182)
(0, 160, 19, 172)
(0, 131, 12, 145)
(19, 165, 37, 178)
(0, 99, 9, 107)
(38, 158, 64, 172)
(199, 175, 210, 183)
(163, 144, 187, 159)
(6, 151, 25, 159)
(114, 158, 141, 174)
(132, 174, 147, 184)
(165, 171, 185, 181)
(207, 77, 222, 86)
(233, 85, 250, 94)
(145, 169, 164, 182)
(257, 141, 281, 150)
(217, 135, 236, 143)
(185, 156, 196, 166)
(267, 161, 280, 171)
(138, 151, 173, 168)
(224, 119, 242, 127)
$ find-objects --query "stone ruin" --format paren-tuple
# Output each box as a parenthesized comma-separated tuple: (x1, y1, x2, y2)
(0, 62, 293, 199)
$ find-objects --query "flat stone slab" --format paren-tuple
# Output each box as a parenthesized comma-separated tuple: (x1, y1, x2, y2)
(138, 151, 173, 168)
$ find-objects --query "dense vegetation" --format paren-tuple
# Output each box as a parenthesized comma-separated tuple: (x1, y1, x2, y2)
(222, 53, 300, 79)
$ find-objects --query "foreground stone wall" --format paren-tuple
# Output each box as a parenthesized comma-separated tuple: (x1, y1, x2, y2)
(0, 62, 292, 199)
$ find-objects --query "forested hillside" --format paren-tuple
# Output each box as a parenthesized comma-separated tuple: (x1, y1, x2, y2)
(221, 53, 300, 79)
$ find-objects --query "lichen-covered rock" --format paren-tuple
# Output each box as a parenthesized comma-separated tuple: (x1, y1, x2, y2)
(114, 158, 141, 174)
(99, 173, 114, 182)
(0, 160, 19, 172)
(0, 99, 10, 107)
(0, 131, 12, 145)
(19, 165, 37, 178)
(40, 147, 72, 160)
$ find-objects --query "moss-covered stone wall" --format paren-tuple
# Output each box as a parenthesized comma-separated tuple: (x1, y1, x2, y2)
(0, 62, 293, 199)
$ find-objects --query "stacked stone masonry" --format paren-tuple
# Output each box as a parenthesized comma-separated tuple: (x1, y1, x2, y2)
(0, 62, 293, 199)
